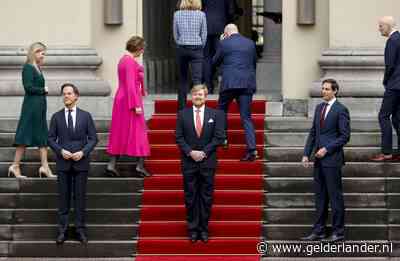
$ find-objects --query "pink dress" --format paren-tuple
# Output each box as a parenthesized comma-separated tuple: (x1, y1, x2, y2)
(107, 55, 150, 157)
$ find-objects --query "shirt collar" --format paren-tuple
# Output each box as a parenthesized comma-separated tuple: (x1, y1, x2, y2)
(193, 104, 205, 112)
(326, 97, 336, 106)
(390, 30, 398, 37)
(65, 106, 77, 112)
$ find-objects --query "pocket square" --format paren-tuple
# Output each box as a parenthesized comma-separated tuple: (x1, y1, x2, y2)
(208, 119, 214, 123)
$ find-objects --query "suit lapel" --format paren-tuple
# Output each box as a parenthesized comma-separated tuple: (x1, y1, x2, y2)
(61, 109, 69, 131)
(201, 107, 211, 139)
(75, 108, 80, 132)
(189, 107, 198, 137)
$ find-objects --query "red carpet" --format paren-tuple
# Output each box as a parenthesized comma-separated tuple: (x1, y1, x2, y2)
(136, 100, 266, 261)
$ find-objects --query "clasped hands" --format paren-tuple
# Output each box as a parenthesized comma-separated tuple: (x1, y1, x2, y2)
(61, 149, 84, 161)
(302, 147, 327, 168)
(189, 150, 206, 162)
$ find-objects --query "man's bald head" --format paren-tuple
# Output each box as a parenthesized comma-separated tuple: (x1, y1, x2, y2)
(378, 16, 397, 37)
(224, 24, 239, 37)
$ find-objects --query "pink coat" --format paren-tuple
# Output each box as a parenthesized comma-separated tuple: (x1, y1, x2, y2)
(107, 55, 150, 157)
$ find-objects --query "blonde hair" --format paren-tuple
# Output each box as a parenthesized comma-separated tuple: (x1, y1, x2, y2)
(191, 84, 208, 95)
(25, 42, 46, 64)
(179, 0, 202, 10)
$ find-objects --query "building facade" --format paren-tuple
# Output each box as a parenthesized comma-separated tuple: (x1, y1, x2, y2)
(0, 0, 398, 117)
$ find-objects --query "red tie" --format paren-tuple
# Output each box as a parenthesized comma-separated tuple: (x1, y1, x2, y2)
(320, 103, 328, 128)
(195, 109, 202, 137)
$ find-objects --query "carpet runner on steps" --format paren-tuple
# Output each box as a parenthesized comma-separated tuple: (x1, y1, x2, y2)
(135, 100, 266, 261)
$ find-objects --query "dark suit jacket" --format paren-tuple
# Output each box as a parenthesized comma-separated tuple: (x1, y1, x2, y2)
(384, 31, 400, 90)
(213, 33, 257, 93)
(48, 108, 98, 172)
(176, 106, 226, 170)
(304, 100, 351, 167)
(202, 0, 235, 35)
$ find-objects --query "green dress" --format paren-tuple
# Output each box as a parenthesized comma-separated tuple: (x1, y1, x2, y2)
(14, 64, 48, 147)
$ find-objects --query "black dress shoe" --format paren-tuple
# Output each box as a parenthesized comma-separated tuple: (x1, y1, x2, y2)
(199, 231, 209, 243)
(240, 151, 258, 162)
(105, 167, 120, 177)
(76, 231, 88, 244)
(56, 232, 67, 245)
(322, 234, 344, 242)
(189, 232, 198, 243)
(300, 233, 327, 241)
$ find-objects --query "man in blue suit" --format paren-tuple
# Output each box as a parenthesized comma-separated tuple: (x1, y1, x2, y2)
(213, 23, 258, 161)
(48, 83, 98, 245)
(301, 79, 350, 242)
(371, 16, 400, 161)
(202, 0, 236, 94)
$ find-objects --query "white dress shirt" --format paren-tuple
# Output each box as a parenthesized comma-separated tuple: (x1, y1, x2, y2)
(322, 98, 336, 119)
(193, 105, 205, 129)
(65, 106, 77, 129)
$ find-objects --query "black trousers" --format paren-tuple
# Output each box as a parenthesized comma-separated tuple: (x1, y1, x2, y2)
(203, 34, 220, 94)
(176, 45, 204, 111)
(312, 164, 345, 237)
(182, 166, 215, 233)
(379, 88, 400, 154)
(57, 169, 88, 233)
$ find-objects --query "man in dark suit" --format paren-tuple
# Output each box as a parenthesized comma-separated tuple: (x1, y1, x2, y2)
(371, 16, 400, 161)
(202, 0, 236, 94)
(175, 84, 225, 243)
(301, 79, 351, 242)
(48, 83, 98, 244)
(213, 23, 258, 161)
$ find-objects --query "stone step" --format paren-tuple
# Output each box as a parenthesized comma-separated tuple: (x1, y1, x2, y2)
(263, 224, 398, 241)
(0, 118, 111, 133)
(0, 162, 141, 178)
(0, 209, 140, 224)
(0, 162, 396, 178)
(265, 117, 381, 132)
(265, 162, 399, 177)
(0, 146, 389, 163)
(265, 177, 386, 193)
(0, 178, 142, 193)
(0, 131, 393, 148)
(265, 193, 389, 208)
(1, 241, 136, 257)
(265, 132, 396, 147)
(0, 224, 137, 241)
(0, 194, 141, 209)
(264, 208, 391, 225)
(0, 146, 264, 162)
(266, 147, 381, 162)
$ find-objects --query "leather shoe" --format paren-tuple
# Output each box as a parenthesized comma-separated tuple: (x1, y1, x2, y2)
(189, 232, 198, 243)
(199, 231, 209, 243)
(76, 231, 88, 244)
(300, 233, 327, 241)
(322, 234, 344, 242)
(370, 154, 393, 162)
(240, 151, 258, 162)
(56, 232, 67, 245)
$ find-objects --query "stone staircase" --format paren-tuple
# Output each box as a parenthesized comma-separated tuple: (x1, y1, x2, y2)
(263, 116, 400, 258)
(0, 118, 143, 258)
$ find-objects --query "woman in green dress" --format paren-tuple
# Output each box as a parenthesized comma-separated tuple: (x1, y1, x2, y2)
(8, 42, 55, 178)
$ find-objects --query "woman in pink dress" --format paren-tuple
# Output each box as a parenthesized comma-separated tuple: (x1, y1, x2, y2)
(106, 36, 151, 177)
